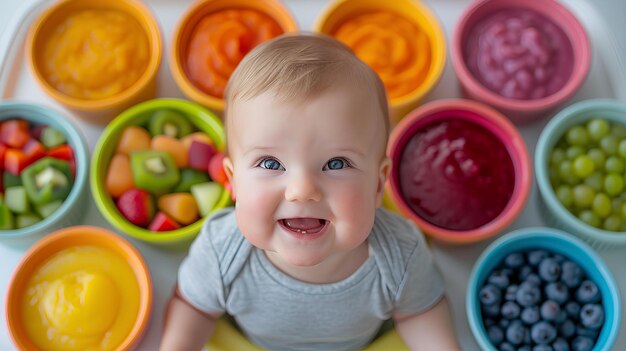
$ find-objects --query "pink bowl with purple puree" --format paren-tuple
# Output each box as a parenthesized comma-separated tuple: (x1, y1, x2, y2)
(387, 99, 531, 244)
(451, 0, 590, 123)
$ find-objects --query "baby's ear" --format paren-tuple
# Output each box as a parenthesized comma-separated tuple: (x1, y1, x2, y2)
(223, 156, 235, 194)
(375, 157, 392, 207)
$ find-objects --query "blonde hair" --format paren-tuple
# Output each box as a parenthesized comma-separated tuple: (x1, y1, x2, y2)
(224, 33, 390, 137)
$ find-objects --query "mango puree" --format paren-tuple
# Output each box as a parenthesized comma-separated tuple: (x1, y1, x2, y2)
(21, 246, 140, 351)
(333, 11, 431, 100)
(42, 10, 149, 100)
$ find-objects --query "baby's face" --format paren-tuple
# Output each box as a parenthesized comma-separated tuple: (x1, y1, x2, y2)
(224, 85, 389, 267)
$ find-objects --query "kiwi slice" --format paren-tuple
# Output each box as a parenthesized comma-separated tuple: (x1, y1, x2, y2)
(148, 110, 193, 138)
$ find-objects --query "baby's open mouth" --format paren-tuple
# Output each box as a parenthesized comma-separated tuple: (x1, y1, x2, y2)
(279, 218, 328, 234)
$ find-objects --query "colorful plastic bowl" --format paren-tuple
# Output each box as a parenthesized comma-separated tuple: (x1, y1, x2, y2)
(26, 0, 162, 125)
(170, 0, 298, 114)
(467, 227, 620, 351)
(387, 99, 531, 244)
(451, 0, 590, 123)
(6, 225, 152, 351)
(0, 102, 88, 243)
(314, 0, 446, 123)
(91, 98, 230, 246)
(536, 99, 626, 251)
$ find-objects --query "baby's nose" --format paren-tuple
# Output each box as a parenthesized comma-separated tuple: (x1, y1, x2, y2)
(284, 172, 322, 202)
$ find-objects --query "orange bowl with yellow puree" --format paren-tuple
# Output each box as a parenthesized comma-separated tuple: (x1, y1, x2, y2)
(314, 0, 446, 123)
(170, 0, 298, 113)
(26, 0, 162, 125)
(6, 226, 152, 351)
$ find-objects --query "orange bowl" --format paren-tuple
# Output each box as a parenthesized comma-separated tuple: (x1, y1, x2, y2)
(26, 0, 162, 125)
(170, 0, 298, 113)
(5, 226, 152, 350)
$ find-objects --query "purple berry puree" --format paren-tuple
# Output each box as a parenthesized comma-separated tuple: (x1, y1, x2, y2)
(464, 8, 574, 100)
(398, 119, 515, 230)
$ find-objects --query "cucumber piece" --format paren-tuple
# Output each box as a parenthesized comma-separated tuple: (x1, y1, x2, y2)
(3, 171, 22, 188)
(36, 200, 63, 218)
(16, 213, 41, 229)
(40, 127, 67, 149)
(5, 186, 30, 214)
(0, 201, 14, 230)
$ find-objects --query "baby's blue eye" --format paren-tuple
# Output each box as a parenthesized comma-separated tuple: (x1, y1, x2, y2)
(325, 158, 348, 170)
(260, 158, 284, 170)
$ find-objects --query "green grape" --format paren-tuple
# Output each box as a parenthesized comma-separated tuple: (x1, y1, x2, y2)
(587, 119, 610, 141)
(566, 126, 590, 146)
(619, 139, 626, 159)
(603, 215, 622, 231)
(559, 161, 579, 185)
(621, 202, 626, 219)
(587, 148, 606, 171)
(573, 155, 595, 178)
(579, 210, 602, 228)
(611, 123, 626, 138)
(549, 168, 560, 188)
(584, 172, 604, 191)
(605, 156, 625, 173)
(566, 146, 584, 160)
(600, 135, 619, 155)
(550, 148, 566, 166)
(573, 184, 595, 208)
(556, 185, 573, 208)
(604, 173, 624, 196)
(592, 192, 612, 218)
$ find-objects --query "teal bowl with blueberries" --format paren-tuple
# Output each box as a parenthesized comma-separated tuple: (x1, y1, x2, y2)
(536, 99, 626, 251)
(467, 227, 620, 351)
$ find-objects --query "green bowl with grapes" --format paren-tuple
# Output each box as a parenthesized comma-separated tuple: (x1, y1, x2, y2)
(536, 99, 626, 251)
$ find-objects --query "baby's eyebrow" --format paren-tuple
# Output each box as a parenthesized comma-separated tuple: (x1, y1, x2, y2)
(241, 146, 278, 157)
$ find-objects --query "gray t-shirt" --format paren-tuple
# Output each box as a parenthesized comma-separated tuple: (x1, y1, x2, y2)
(178, 207, 445, 351)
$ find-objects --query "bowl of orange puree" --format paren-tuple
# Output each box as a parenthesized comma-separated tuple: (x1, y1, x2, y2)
(26, 0, 162, 125)
(6, 226, 152, 351)
(170, 0, 298, 114)
(314, 0, 446, 124)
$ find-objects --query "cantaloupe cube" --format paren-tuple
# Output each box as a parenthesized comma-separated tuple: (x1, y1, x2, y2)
(158, 193, 198, 225)
(106, 154, 135, 198)
(151, 135, 188, 168)
(116, 126, 151, 156)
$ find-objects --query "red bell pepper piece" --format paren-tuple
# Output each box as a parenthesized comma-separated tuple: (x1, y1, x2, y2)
(148, 212, 181, 232)
(46, 144, 74, 162)
(0, 143, 7, 172)
(0, 120, 29, 148)
(22, 139, 46, 165)
(4, 149, 29, 175)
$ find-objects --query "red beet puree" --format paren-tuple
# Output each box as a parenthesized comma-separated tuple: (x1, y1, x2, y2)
(464, 8, 574, 100)
(398, 119, 515, 231)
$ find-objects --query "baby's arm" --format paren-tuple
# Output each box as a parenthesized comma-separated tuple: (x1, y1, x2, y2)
(160, 287, 222, 351)
(393, 296, 461, 351)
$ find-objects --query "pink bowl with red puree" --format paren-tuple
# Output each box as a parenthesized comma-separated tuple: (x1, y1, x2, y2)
(451, 0, 589, 123)
(387, 99, 531, 244)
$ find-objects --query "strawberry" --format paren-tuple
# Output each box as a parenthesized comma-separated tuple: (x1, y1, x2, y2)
(208, 152, 228, 185)
(188, 140, 217, 171)
(148, 212, 181, 232)
(116, 188, 155, 227)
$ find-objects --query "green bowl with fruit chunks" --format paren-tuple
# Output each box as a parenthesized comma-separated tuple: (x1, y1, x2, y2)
(536, 99, 626, 250)
(91, 98, 230, 246)
(0, 102, 88, 240)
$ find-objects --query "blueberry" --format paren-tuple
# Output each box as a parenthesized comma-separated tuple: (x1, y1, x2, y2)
(501, 301, 521, 319)
(531, 321, 557, 344)
(552, 337, 570, 351)
(480, 284, 502, 306)
(554, 310, 567, 324)
(571, 336, 594, 351)
(576, 324, 599, 339)
(533, 345, 553, 351)
(540, 300, 561, 322)
(482, 303, 501, 317)
(519, 265, 534, 281)
(487, 325, 504, 346)
(545, 282, 569, 304)
(576, 280, 601, 304)
(552, 254, 566, 263)
(519, 346, 531, 351)
(528, 250, 549, 266)
(561, 261, 583, 288)
(505, 320, 526, 345)
(499, 318, 511, 329)
(500, 342, 516, 351)
(504, 252, 525, 269)
(580, 304, 604, 329)
(521, 306, 540, 325)
(489, 269, 512, 289)
(516, 282, 542, 307)
(565, 301, 581, 320)
(505, 285, 519, 301)
(539, 258, 561, 282)
(558, 319, 576, 338)
(525, 273, 542, 286)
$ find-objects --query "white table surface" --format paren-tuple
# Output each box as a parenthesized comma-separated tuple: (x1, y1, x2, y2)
(0, 1, 625, 351)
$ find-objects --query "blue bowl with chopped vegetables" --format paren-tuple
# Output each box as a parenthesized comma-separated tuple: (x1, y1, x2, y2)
(0, 102, 88, 242)
(467, 227, 620, 351)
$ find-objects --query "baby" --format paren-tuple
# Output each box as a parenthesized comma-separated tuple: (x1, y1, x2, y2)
(160, 34, 459, 351)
